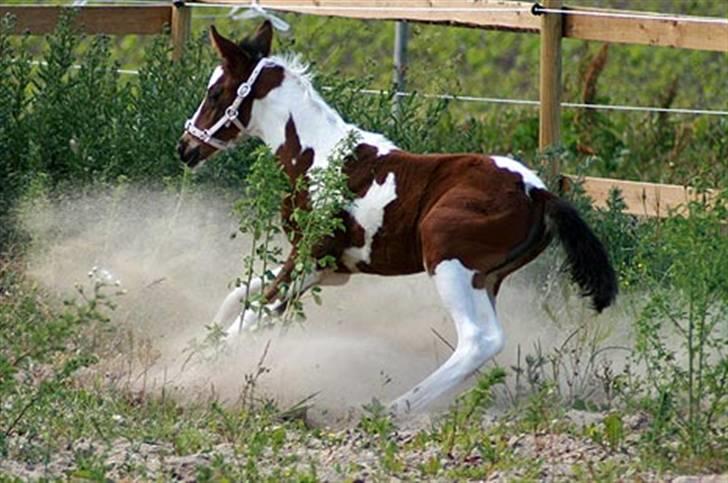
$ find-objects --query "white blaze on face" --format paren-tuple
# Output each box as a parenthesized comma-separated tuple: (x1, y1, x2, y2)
(341, 172, 398, 271)
(186, 66, 226, 147)
(491, 155, 546, 195)
(207, 66, 224, 88)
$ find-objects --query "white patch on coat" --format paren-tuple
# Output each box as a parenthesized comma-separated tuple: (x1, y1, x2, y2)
(207, 66, 224, 88)
(248, 55, 397, 171)
(491, 155, 546, 195)
(341, 172, 398, 271)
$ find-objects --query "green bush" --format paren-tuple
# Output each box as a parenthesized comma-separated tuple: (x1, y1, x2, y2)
(0, 12, 257, 250)
(629, 194, 728, 465)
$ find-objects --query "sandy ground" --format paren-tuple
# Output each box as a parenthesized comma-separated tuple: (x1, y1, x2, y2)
(20, 186, 634, 424)
(8, 186, 725, 481)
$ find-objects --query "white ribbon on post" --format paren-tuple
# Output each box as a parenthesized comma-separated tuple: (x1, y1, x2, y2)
(229, 1, 291, 34)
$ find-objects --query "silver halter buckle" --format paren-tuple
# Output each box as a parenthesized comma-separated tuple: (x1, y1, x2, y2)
(225, 106, 239, 120)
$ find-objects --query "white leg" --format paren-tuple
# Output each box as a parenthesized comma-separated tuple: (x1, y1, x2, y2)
(213, 284, 257, 327)
(213, 268, 282, 330)
(391, 259, 504, 413)
(224, 270, 349, 337)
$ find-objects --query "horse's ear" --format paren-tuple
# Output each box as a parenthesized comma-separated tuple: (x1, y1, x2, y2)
(250, 20, 273, 57)
(209, 25, 245, 63)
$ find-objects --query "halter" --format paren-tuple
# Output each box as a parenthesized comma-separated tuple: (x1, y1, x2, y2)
(184, 57, 276, 151)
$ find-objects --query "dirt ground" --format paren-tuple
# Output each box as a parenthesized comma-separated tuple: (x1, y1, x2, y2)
(8, 187, 723, 481)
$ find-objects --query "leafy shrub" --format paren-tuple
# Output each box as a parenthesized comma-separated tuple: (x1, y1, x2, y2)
(0, 263, 118, 456)
(628, 194, 728, 465)
(0, 12, 256, 250)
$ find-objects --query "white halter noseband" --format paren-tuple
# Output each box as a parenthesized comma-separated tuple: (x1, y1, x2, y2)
(184, 57, 276, 151)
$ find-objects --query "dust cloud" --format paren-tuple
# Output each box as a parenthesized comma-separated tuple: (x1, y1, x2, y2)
(20, 185, 634, 424)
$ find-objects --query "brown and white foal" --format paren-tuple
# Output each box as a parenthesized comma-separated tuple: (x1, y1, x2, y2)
(177, 22, 617, 413)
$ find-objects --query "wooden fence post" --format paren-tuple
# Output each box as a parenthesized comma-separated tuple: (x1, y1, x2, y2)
(538, 0, 563, 174)
(171, 1, 191, 61)
(393, 20, 409, 113)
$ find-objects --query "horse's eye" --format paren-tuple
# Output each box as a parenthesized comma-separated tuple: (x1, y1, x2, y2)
(209, 85, 223, 102)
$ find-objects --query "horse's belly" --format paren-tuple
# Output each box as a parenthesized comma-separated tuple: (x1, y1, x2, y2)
(341, 228, 423, 275)
(338, 170, 424, 275)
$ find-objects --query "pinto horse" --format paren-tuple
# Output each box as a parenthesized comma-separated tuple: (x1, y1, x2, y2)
(177, 21, 617, 413)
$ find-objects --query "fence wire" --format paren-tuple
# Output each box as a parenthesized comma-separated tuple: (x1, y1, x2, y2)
(20, 2, 728, 116)
(22, 60, 726, 116)
(532, 6, 728, 25)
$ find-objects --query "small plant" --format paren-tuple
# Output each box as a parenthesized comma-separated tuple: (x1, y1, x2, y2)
(601, 412, 625, 451)
(282, 131, 358, 323)
(504, 323, 627, 411)
(181, 322, 228, 370)
(440, 367, 506, 456)
(231, 145, 288, 331)
(629, 195, 728, 462)
(359, 398, 403, 474)
(584, 411, 626, 454)
(520, 382, 563, 434)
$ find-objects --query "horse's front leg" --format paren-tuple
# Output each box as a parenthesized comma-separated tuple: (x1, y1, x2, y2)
(213, 266, 282, 329)
(223, 251, 333, 337)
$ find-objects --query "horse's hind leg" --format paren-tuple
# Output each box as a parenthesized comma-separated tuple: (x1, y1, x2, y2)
(391, 258, 504, 413)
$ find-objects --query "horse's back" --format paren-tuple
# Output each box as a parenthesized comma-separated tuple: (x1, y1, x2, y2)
(339, 148, 549, 277)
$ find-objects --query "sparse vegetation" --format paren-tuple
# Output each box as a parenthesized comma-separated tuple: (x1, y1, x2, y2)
(1, 5, 726, 480)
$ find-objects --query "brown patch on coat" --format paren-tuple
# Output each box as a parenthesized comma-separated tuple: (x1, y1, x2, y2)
(275, 116, 315, 243)
(336, 150, 551, 282)
(272, 129, 553, 298)
(275, 116, 314, 181)
(239, 66, 284, 127)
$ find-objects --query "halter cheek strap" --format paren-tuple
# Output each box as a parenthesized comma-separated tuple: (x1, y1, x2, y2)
(184, 57, 275, 151)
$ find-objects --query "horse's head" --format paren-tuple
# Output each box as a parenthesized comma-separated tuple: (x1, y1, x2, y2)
(177, 21, 278, 168)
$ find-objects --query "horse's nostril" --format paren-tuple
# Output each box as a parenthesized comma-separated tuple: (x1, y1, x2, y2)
(177, 140, 202, 166)
(179, 144, 201, 167)
(177, 140, 188, 161)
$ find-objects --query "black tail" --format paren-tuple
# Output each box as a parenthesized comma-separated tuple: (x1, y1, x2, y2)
(544, 194, 618, 312)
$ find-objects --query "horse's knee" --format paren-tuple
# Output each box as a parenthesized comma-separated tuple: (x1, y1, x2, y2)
(464, 330, 504, 368)
(486, 332, 505, 358)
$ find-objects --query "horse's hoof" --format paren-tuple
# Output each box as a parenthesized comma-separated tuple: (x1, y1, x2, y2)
(388, 398, 413, 419)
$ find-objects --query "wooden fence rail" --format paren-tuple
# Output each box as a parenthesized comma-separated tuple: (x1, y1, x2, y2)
(197, 0, 728, 52)
(0, 5, 171, 35)
(1, 1, 725, 217)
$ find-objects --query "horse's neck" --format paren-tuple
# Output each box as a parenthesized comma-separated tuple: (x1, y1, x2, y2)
(249, 71, 395, 171)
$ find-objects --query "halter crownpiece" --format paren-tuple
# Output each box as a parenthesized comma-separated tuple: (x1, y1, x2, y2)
(184, 57, 277, 150)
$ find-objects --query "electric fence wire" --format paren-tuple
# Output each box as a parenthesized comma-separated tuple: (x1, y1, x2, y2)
(23, 61, 727, 116)
(70, 0, 728, 26)
(26, 2, 728, 116)
(530, 4, 728, 25)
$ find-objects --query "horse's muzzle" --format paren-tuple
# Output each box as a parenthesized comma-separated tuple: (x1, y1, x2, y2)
(177, 138, 201, 167)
